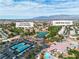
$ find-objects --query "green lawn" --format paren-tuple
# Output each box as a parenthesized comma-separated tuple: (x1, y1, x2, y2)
(64, 57, 76, 59)
(64, 49, 79, 59)
(47, 26, 63, 42)
(47, 26, 61, 38)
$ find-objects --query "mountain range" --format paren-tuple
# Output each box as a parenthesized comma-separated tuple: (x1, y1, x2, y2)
(32, 15, 79, 21)
(0, 15, 79, 21)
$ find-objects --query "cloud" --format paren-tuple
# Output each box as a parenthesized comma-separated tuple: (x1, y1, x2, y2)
(0, 0, 79, 19)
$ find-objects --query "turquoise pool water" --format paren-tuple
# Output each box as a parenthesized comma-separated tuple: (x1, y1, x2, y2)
(44, 52, 52, 59)
(37, 32, 48, 38)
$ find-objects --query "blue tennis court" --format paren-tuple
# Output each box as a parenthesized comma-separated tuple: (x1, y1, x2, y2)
(37, 32, 48, 38)
(16, 44, 30, 52)
(10, 40, 34, 56)
(11, 43, 25, 49)
(0, 39, 35, 59)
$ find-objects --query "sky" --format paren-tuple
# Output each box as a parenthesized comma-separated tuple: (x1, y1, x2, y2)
(0, 0, 79, 19)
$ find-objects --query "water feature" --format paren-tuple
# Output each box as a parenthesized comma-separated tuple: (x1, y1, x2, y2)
(44, 52, 53, 59)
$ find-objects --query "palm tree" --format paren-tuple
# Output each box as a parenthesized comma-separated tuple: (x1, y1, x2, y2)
(67, 49, 79, 59)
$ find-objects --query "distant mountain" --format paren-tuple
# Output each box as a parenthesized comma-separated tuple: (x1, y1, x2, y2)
(0, 15, 79, 21)
(33, 15, 79, 20)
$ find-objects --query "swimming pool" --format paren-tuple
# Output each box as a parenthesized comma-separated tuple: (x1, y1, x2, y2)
(44, 52, 53, 59)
